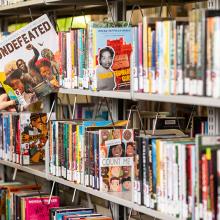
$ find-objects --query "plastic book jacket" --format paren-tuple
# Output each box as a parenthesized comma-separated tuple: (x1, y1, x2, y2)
(20, 113, 49, 165)
(25, 196, 60, 220)
(0, 14, 60, 109)
(93, 28, 132, 91)
(99, 129, 134, 192)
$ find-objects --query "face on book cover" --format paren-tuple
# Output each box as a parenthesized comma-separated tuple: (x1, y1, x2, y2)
(11, 78, 25, 94)
(100, 51, 113, 69)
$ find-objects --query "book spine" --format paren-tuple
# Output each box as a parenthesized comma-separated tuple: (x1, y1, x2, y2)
(65, 32, 72, 89)
(147, 27, 152, 94)
(143, 17, 148, 93)
(131, 26, 138, 92)
(138, 22, 143, 92)
(206, 17, 213, 97)
(176, 25, 184, 94)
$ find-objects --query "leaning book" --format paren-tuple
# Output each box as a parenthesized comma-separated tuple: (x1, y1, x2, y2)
(0, 14, 60, 109)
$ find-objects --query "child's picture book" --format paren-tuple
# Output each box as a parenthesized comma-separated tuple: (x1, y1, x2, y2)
(0, 14, 60, 110)
(99, 129, 134, 192)
(92, 28, 132, 91)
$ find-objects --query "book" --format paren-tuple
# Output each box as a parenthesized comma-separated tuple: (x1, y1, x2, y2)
(99, 129, 134, 192)
(0, 14, 60, 110)
(24, 196, 60, 220)
(92, 27, 132, 91)
(20, 112, 52, 165)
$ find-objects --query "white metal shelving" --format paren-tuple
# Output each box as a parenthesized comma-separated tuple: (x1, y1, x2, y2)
(59, 88, 220, 107)
(133, 92, 220, 107)
(59, 88, 132, 100)
(0, 159, 177, 220)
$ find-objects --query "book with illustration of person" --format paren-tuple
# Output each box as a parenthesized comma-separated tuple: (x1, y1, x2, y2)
(99, 129, 134, 192)
(0, 14, 60, 110)
(91, 28, 132, 91)
(20, 112, 55, 165)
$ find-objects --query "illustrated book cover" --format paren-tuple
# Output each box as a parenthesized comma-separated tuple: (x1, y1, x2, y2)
(99, 129, 134, 192)
(92, 28, 132, 91)
(0, 14, 60, 110)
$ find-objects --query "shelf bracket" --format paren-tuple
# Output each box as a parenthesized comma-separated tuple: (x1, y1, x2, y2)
(12, 168, 17, 181)
(71, 95, 77, 120)
(47, 99, 56, 123)
(128, 208, 142, 220)
(48, 181, 56, 204)
(72, 188, 77, 203)
(86, 193, 94, 209)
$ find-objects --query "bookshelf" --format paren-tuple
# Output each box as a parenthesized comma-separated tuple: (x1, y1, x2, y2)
(59, 88, 220, 107)
(59, 88, 132, 100)
(0, 159, 177, 220)
(0, 0, 220, 220)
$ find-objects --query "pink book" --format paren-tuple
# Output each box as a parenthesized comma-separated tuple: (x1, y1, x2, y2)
(25, 196, 60, 220)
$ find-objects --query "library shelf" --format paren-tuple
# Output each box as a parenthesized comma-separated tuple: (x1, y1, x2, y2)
(59, 88, 132, 100)
(0, 159, 46, 179)
(0, 159, 177, 220)
(133, 92, 220, 107)
(58, 88, 220, 107)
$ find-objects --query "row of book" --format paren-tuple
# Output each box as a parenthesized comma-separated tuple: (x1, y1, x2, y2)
(132, 9, 220, 98)
(48, 118, 220, 219)
(49, 120, 133, 192)
(0, 181, 112, 220)
(133, 135, 220, 219)
(57, 9, 220, 99)
(0, 112, 55, 165)
(58, 22, 132, 91)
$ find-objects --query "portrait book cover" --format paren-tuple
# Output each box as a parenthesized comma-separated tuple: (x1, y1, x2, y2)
(92, 27, 132, 91)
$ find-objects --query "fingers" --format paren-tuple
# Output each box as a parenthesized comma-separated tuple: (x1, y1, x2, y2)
(0, 93, 8, 101)
(0, 100, 16, 111)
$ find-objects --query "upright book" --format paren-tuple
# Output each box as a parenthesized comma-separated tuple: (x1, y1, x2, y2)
(92, 27, 132, 91)
(0, 14, 60, 109)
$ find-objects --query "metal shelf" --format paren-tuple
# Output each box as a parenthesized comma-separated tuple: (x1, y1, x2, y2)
(59, 88, 132, 100)
(59, 89, 220, 107)
(0, 159, 177, 220)
(0, 159, 46, 179)
(133, 92, 220, 107)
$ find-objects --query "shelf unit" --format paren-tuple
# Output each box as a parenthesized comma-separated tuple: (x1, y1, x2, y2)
(0, 159, 177, 220)
(1, 0, 219, 220)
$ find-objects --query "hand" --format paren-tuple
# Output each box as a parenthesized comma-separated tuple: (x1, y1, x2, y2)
(0, 94, 16, 111)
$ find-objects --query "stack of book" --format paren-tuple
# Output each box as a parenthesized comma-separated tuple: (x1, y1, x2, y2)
(50, 207, 112, 220)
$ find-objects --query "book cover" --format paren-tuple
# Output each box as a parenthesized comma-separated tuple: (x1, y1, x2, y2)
(20, 113, 49, 165)
(99, 129, 134, 192)
(24, 196, 60, 220)
(0, 14, 60, 109)
(93, 27, 132, 91)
